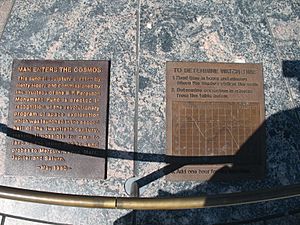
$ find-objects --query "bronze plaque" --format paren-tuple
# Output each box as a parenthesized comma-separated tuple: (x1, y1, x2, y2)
(166, 62, 265, 181)
(5, 60, 109, 179)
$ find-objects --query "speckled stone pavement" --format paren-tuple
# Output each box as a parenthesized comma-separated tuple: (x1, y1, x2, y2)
(0, 0, 299, 224)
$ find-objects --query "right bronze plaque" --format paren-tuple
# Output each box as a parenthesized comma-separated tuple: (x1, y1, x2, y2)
(166, 62, 265, 181)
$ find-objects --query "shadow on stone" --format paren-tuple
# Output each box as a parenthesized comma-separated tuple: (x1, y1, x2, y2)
(0, 61, 300, 224)
(114, 61, 300, 224)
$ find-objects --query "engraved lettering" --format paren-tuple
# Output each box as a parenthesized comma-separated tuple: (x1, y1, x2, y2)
(7, 60, 108, 178)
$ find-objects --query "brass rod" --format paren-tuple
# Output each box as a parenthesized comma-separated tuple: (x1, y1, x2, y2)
(117, 184, 300, 210)
(0, 186, 116, 209)
(0, 184, 299, 210)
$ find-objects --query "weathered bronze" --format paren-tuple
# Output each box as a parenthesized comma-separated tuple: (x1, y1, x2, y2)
(0, 183, 299, 210)
(5, 60, 109, 179)
(166, 62, 265, 181)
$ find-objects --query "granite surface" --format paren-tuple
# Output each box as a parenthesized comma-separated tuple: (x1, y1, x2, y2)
(0, 0, 299, 224)
(0, 0, 136, 224)
(135, 0, 300, 224)
(137, 0, 296, 190)
(264, 0, 300, 111)
(0, 0, 14, 38)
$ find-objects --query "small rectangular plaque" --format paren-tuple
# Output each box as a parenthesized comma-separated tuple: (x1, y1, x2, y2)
(166, 62, 265, 181)
(5, 60, 109, 179)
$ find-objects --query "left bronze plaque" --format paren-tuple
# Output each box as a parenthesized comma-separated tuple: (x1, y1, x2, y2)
(5, 60, 109, 179)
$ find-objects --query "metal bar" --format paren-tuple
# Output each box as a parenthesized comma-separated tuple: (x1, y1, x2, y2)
(0, 216, 5, 225)
(0, 212, 70, 225)
(0, 186, 116, 209)
(0, 184, 299, 210)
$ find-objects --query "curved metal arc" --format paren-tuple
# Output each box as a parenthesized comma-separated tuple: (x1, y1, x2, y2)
(0, 184, 299, 210)
(0, 186, 116, 208)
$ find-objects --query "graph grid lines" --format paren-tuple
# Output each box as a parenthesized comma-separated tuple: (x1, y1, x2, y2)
(172, 101, 260, 156)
